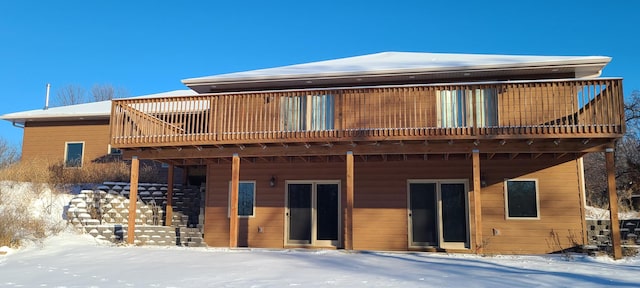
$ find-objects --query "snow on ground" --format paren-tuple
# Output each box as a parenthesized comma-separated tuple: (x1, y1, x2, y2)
(585, 205, 640, 220)
(1, 182, 640, 287)
(1, 233, 640, 288)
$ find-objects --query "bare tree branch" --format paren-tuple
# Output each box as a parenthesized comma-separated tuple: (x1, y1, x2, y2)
(90, 84, 129, 101)
(54, 85, 86, 106)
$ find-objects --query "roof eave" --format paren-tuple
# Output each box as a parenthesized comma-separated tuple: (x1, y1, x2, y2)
(182, 57, 611, 87)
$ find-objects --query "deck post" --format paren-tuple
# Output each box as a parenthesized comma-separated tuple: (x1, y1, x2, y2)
(229, 153, 240, 248)
(127, 156, 140, 244)
(472, 149, 483, 253)
(345, 151, 354, 250)
(165, 164, 174, 226)
(606, 148, 622, 259)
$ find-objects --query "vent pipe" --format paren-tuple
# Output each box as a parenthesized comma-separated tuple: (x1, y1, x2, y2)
(44, 83, 51, 110)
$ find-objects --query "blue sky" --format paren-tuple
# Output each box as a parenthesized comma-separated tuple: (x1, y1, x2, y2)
(0, 0, 638, 147)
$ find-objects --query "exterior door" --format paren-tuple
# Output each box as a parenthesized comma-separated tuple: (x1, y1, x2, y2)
(286, 181, 340, 247)
(408, 180, 469, 249)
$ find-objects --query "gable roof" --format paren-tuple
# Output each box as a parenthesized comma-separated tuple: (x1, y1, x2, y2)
(0, 90, 197, 125)
(182, 52, 612, 93)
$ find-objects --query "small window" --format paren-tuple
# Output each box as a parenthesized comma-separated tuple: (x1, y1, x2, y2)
(504, 179, 539, 219)
(108, 144, 122, 155)
(229, 181, 256, 217)
(65, 142, 84, 168)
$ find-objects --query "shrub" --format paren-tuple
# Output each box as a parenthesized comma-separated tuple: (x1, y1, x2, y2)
(0, 184, 54, 247)
(0, 139, 19, 170)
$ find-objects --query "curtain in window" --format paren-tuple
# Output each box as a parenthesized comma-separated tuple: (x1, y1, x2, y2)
(281, 95, 334, 131)
(309, 95, 334, 130)
(281, 96, 305, 131)
(474, 88, 498, 127)
(439, 89, 497, 127)
(439, 90, 468, 127)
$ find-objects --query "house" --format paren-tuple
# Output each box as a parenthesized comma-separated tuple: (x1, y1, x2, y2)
(0, 90, 198, 181)
(2, 52, 626, 257)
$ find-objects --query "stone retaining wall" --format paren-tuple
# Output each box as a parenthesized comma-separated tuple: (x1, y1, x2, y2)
(586, 219, 640, 247)
(66, 182, 205, 246)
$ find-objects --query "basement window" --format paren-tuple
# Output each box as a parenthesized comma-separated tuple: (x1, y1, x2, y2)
(64, 142, 84, 168)
(504, 179, 540, 219)
(108, 144, 122, 155)
(229, 181, 256, 217)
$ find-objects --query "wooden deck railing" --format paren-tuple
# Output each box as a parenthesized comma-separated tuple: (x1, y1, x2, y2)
(110, 78, 624, 148)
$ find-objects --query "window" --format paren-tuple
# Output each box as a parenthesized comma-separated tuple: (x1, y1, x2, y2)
(64, 142, 84, 168)
(108, 144, 122, 155)
(281, 94, 334, 131)
(504, 179, 539, 219)
(437, 88, 497, 127)
(229, 181, 256, 217)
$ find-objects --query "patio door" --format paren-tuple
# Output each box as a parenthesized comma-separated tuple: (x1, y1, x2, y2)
(408, 181, 469, 249)
(286, 181, 340, 247)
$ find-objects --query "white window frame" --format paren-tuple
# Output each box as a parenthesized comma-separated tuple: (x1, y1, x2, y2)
(228, 180, 256, 218)
(504, 179, 540, 220)
(64, 141, 85, 168)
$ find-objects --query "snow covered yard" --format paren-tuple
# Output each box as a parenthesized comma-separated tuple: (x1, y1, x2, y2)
(1, 233, 640, 288)
(1, 181, 640, 287)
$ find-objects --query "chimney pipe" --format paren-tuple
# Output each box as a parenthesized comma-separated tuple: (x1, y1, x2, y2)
(44, 83, 50, 110)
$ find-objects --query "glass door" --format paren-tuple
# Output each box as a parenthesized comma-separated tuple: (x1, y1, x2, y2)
(408, 180, 469, 249)
(408, 183, 438, 247)
(286, 182, 340, 247)
(440, 183, 468, 249)
(287, 184, 312, 245)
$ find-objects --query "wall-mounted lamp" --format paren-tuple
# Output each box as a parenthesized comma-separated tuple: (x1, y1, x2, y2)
(481, 174, 487, 188)
(269, 176, 276, 187)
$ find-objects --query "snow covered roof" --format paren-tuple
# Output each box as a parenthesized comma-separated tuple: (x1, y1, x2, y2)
(0, 90, 197, 125)
(183, 52, 612, 93)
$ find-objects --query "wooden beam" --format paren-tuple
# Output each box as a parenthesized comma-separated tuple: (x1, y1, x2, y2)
(122, 138, 616, 160)
(606, 148, 622, 260)
(229, 153, 240, 248)
(472, 150, 483, 253)
(127, 156, 140, 244)
(165, 164, 174, 226)
(345, 151, 354, 250)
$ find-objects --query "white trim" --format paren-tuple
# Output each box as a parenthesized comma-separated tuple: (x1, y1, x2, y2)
(504, 178, 541, 220)
(64, 141, 85, 168)
(228, 180, 256, 218)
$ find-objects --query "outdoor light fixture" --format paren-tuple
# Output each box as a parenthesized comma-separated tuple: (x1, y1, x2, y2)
(269, 176, 276, 187)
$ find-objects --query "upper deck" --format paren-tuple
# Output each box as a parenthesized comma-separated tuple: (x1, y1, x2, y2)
(110, 78, 624, 156)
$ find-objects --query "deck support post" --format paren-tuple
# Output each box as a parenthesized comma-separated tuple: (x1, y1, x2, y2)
(345, 151, 354, 250)
(165, 164, 174, 226)
(229, 153, 240, 248)
(127, 156, 140, 244)
(606, 148, 622, 260)
(472, 149, 483, 253)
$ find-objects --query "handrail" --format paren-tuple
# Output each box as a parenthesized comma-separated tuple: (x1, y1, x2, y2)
(110, 79, 624, 148)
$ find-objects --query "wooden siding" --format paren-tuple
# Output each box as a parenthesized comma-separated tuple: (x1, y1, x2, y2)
(22, 120, 111, 165)
(111, 79, 624, 149)
(204, 156, 584, 254)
